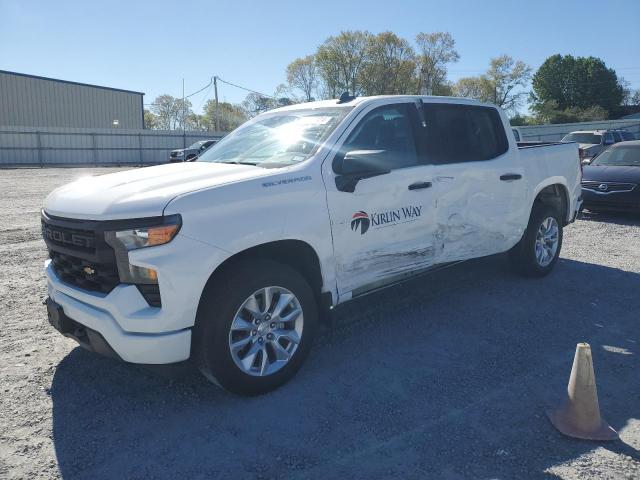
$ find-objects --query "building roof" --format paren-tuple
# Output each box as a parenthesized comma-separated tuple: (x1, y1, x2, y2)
(0, 69, 144, 96)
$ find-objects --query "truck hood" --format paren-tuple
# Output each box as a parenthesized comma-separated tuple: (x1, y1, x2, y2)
(44, 162, 267, 220)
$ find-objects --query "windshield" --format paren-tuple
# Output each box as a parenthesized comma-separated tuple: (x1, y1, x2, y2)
(198, 107, 352, 166)
(188, 141, 206, 149)
(562, 133, 602, 144)
(591, 146, 640, 167)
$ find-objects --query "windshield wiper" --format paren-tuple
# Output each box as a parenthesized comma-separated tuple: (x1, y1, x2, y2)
(219, 160, 260, 166)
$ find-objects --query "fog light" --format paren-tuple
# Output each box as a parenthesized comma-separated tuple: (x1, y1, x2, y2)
(128, 265, 158, 283)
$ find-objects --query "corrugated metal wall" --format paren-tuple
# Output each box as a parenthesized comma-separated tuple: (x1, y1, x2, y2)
(0, 71, 143, 129)
(519, 119, 640, 141)
(0, 126, 225, 166)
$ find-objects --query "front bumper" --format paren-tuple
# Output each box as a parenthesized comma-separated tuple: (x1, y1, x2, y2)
(46, 261, 191, 364)
(581, 188, 640, 211)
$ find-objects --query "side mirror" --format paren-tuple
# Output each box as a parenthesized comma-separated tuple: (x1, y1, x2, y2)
(333, 150, 391, 192)
(582, 158, 592, 165)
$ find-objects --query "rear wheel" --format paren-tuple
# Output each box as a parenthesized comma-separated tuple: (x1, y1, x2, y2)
(194, 259, 317, 395)
(509, 203, 563, 277)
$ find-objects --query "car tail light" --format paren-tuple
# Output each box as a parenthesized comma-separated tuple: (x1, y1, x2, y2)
(578, 148, 584, 175)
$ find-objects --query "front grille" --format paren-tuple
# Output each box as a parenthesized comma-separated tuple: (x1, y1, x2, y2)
(50, 251, 120, 293)
(581, 181, 637, 193)
(43, 212, 163, 307)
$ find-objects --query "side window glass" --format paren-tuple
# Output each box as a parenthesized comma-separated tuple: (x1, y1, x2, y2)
(611, 132, 622, 142)
(604, 133, 614, 144)
(340, 104, 419, 170)
(420, 104, 509, 164)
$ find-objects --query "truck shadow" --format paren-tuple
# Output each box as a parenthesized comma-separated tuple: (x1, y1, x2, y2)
(579, 210, 640, 226)
(49, 255, 640, 479)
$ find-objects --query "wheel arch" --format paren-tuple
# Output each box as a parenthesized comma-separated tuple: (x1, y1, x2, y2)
(532, 181, 570, 225)
(197, 239, 330, 322)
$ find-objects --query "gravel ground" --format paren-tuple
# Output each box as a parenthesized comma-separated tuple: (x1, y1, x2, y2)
(1, 167, 639, 479)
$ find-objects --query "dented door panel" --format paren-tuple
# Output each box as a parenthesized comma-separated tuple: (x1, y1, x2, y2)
(327, 166, 438, 296)
(430, 155, 528, 264)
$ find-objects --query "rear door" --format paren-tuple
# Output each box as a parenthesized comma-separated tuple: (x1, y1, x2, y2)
(417, 102, 528, 263)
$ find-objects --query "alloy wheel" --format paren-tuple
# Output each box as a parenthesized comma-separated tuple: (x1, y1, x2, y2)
(228, 286, 304, 377)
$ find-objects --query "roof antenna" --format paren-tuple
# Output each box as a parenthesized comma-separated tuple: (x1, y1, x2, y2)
(337, 91, 356, 104)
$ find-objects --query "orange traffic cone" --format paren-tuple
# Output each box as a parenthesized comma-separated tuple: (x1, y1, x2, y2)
(547, 343, 618, 440)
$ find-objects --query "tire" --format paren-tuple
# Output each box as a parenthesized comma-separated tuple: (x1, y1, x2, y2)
(193, 259, 317, 395)
(509, 202, 563, 277)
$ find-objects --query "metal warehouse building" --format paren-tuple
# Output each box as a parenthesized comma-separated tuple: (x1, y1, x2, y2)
(0, 70, 144, 129)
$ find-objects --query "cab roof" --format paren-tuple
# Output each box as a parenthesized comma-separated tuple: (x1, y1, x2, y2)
(271, 95, 486, 113)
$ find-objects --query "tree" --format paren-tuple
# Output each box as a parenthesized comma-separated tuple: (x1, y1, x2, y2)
(484, 55, 532, 113)
(143, 109, 159, 129)
(242, 92, 275, 117)
(315, 30, 372, 97)
(203, 100, 247, 131)
(531, 54, 623, 116)
(149, 94, 194, 130)
(359, 31, 417, 96)
(452, 76, 491, 102)
(286, 55, 319, 102)
(632, 90, 640, 106)
(415, 32, 459, 95)
(453, 55, 531, 114)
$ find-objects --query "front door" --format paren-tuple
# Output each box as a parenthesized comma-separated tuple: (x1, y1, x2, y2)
(323, 102, 437, 298)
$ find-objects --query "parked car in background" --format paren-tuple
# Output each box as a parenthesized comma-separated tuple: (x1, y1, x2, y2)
(562, 129, 635, 163)
(169, 140, 217, 163)
(42, 95, 582, 395)
(581, 140, 640, 212)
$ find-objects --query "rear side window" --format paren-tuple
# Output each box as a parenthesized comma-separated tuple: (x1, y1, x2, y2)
(420, 104, 509, 164)
(612, 131, 622, 142)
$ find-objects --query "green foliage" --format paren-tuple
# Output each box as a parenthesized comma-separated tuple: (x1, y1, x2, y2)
(315, 30, 372, 97)
(533, 99, 608, 124)
(359, 32, 418, 95)
(286, 56, 318, 102)
(531, 54, 623, 117)
(143, 109, 159, 129)
(452, 55, 532, 114)
(308, 30, 460, 99)
(202, 100, 247, 131)
(415, 32, 459, 95)
(149, 94, 194, 130)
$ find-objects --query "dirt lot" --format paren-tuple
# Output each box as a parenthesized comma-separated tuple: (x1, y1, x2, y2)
(1, 167, 639, 479)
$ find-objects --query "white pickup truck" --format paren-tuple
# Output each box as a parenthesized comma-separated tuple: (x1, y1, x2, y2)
(42, 95, 582, 395)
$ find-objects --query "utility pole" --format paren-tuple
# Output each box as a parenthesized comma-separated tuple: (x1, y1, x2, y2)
(182, 78, 186, 148)
(213, 76, 219, 132)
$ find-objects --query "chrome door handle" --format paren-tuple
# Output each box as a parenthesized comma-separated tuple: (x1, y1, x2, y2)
(408, 181, 432, 190)
(500, 173, 522, 181)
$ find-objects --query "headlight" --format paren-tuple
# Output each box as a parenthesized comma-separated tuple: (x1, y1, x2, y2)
(105, 215, 181, 284)
(112, 223, 180, 250)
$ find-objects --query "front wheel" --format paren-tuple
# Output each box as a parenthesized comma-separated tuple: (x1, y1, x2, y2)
(509, 203, 563, 277)
(193, 259, 317, 395)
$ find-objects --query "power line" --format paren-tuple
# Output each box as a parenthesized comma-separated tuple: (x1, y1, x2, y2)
(216, 77, 275, 98)
(185, 77, 214, 99)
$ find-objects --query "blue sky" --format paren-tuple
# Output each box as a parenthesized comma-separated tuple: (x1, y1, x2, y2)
(2, 0, 639, 113)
